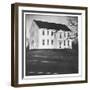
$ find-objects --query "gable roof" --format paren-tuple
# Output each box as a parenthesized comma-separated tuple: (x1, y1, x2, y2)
(34, 20, 71, 31)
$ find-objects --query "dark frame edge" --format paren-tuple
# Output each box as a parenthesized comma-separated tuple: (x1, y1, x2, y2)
(12, 80, 87, 87)
(13, 2, 87, 10)
(11, 4, 19, 87)
(85, 7, 88, 83)
(11, 4, 15, 87)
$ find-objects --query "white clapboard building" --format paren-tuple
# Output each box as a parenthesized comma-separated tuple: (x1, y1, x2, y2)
(29, 20, 72, 49)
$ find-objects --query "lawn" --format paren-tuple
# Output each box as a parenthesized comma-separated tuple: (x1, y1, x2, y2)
(26, 48, 78, 76)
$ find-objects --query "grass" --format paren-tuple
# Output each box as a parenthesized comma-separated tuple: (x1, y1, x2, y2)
(26, 47, 78, 76)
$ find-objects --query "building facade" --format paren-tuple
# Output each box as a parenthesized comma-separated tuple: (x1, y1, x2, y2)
(29, 20, 72, 49)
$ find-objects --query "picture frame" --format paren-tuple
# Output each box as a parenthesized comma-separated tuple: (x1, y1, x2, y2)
(11, 3, 88, 87)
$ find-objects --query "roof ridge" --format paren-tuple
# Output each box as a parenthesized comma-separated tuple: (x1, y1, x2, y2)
(34, 20, 71, 31)
(34, 19, 65, 25)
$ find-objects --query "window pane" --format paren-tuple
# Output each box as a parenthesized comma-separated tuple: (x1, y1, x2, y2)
(47, 39, 49, 45)
(64, 32, 66, 37)
(47, 31, 49, 35)
(64, 40, 65, 46)
(68, 40, 69, 46)
(51, 31, 53, 36)
(32, 40, 34, 44)
(68, 32, 70, 37)
(60, 33, 62, 38)
(42, 40, 45, 45)
(42, 30, 45, 35)
(59, 41, 62, 48)
(31, 40, 34, 45)
(51, 40, 53, 45)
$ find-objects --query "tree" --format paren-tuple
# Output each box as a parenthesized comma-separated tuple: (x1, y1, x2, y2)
(67, 16, 78, 44)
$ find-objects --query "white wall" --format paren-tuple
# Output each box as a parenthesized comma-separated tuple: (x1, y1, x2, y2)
(38, 29, 55, 49)
(0, 0, 89, 90)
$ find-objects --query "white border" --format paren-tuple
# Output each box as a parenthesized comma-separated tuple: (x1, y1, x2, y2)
(18, 6, 86, 84)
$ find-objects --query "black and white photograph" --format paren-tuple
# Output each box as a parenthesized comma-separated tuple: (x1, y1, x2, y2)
(11, 3, 87, 87)
(25, 14, 78, 76)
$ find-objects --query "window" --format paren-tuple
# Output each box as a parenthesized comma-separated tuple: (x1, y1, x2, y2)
(60, 33, 62, 38)
(31, 40, 34, 47)
(59, 41, 62, 48)
(68, 32, 70, 37)
(51, 31, 53, 36)
(47, 31, 49, 35)
(32, 40, 34, 44)
(51, 40, 54, 45)
(64, 32, 66, 37)
(47, 39, 49, 45)
(42, 30, 45, 35)
(64, 40, 65, 46)
(68, 40, 69, 46)
(42, 40, 45, 45)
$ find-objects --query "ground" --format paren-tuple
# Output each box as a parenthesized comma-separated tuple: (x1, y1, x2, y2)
(26, 45, 78, 76)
